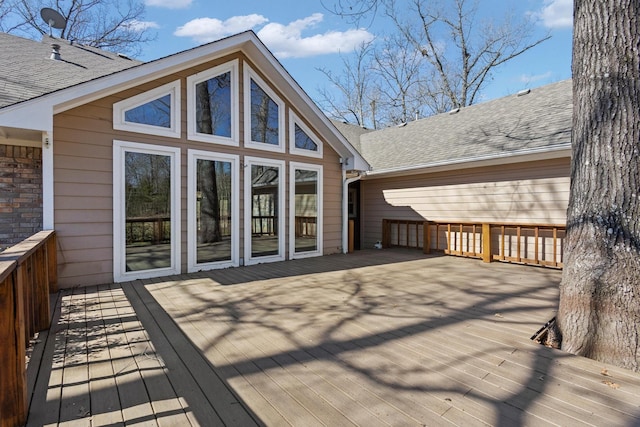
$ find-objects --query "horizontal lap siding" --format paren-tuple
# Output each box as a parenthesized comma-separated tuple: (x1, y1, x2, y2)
(53, 53, 343, 287)
(322, 151, 343, 254)
(360, 158, 570, 249)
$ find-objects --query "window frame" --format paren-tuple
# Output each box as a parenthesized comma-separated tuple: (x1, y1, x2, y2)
(113, 80, 181, 138)
(187, 60, 239, 146)
(289, 161, 323, 259)
(187, 149, 240, 272)
(244, 156, 286, 265)
(112, 140, 181, 282)
(289, 111, 323, 159)
(243, 64, 286, 153)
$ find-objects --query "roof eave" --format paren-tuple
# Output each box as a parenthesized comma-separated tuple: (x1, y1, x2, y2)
(363, 144, 571, 179)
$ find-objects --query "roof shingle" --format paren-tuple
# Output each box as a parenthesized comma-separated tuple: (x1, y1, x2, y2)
(0, 32, 142, 108)
(338, 79, 572, 172)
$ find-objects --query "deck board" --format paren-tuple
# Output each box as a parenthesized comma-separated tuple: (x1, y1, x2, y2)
(26, 250, 640, 426)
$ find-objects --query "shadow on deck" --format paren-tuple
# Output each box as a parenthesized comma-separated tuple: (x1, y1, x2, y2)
(26, 250, 640, 426)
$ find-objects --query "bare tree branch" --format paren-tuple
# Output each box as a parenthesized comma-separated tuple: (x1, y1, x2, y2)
(2, 0, 155, 57)
(323, 0, 551, 116)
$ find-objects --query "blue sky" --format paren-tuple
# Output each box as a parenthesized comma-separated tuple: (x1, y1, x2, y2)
(136, 0, 573, 103)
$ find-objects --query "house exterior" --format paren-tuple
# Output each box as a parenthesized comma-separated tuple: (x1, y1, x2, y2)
(1, 30, 572, 287)
(0, 31, 369, 287)
(335, 79, 572, 251)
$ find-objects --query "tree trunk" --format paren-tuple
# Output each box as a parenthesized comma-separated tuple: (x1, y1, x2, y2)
(557, 0, 640, 371)
(199, 161, 221, 243)
(194, 84, 221, 243)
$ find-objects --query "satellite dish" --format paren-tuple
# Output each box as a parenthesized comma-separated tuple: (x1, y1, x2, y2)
(40, 8, 66, 35)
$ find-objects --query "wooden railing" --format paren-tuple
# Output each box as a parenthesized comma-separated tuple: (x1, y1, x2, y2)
(0, 230, 57, 427)
(126, 216, 170, 244)
(382, 219, 565, 268)
(294, 216, 317, 238)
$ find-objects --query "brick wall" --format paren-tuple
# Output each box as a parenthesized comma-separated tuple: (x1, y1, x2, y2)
(0, 144, 43, 249)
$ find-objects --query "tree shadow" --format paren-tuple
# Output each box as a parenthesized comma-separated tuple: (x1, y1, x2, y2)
(128, 251, 640, 425)
(28, 252, 640, 426)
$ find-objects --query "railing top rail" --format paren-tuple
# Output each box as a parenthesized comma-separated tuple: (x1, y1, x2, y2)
(425, 220, 565, 229)
(0, 230, 56, 265)
(0, 260, 17, 283)
(382, 219, 566, 229)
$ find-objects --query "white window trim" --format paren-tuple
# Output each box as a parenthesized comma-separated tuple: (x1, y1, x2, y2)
(187, 60, 239, 146)
(289, 111, 323, 159)
(113, 80, 181, 138)
(289, 162, 323, 259)
(113, 140, 181, 282)
(187, 149, 240, 272)
(244, 156, 286, 265)
(243, 65, 285, 153)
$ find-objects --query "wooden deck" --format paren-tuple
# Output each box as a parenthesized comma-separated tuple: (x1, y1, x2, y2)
(26, 250, 640, 426)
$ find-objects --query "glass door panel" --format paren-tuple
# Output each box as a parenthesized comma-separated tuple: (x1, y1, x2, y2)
(244, 157, 285, 264)
(124, 151, 172, 272)
(293, 169, 318, 253)
(290, 162, 322, 258)
(251, 164, 280, 257)
(196, 158, 233, 263)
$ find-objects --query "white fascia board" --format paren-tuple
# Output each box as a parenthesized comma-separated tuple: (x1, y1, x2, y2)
(364, 145, 571, 179)
(0, 32, 258, 128)
(0, 103, 53, 131)
(53, 32, 257, 114)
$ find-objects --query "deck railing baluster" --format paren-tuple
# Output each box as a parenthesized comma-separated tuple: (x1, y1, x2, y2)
(381, 219, 564, 269)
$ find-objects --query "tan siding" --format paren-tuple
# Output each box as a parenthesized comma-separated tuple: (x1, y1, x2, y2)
(53, 53, 344, 287)
(360, 158, 570, 249)
(322, 149, 343, 254)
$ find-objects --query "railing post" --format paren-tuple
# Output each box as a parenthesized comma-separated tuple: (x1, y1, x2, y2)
(34, 247, 51, 332)
(348, 220, 355, 253)
(423, 222, 431, 254)
(381, 219, 388, 248)
(47, 232, 58, 293)
(482, 223, 492, 263)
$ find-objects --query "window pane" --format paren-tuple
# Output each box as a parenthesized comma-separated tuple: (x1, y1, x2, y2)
(295, 124, 318, 151)
(124, 94, 171, 128)
(250, 79, 279, 145)
(196, 159, 233, 263)
(294, 169, 318, 253)
(124, 152, 172, 271)
(251, 164, 279, 256)
(195, 72, 232, 137)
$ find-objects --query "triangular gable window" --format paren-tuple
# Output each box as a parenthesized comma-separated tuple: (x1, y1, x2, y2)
(289, 111, 323, 158)
(113, 80, 181, 138)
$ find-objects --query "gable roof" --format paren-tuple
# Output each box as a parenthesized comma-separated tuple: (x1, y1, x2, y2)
(0, 32, 142, 108)
(338, 79, 572, 177)
(0, 31, 368, 171)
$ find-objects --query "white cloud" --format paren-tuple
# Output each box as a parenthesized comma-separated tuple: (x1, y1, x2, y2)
(518, 71, 553, 83)
(257, 13, 374, 58)
(174, 12, 374, 58)
(174, 14, 269, 43)
(145, 0, 192, 9)
(534, 0, 573, 29)
(124, 20, 160, 32)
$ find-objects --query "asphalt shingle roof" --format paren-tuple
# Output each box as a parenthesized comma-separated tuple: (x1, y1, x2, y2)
(339, 79, 572, 172)
(0, 32, 142, 108)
